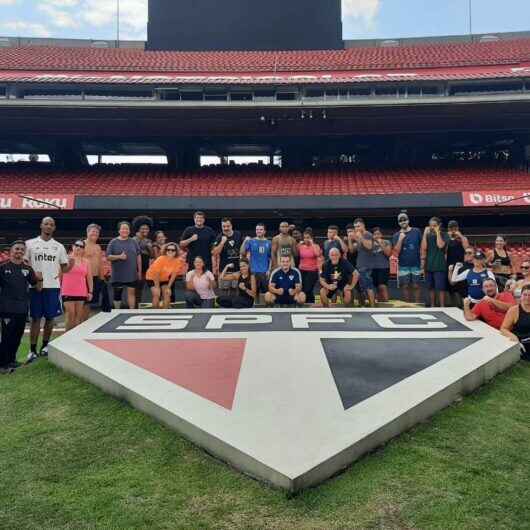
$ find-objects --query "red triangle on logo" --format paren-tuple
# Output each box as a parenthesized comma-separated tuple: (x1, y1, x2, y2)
(88, 339, 246, 410)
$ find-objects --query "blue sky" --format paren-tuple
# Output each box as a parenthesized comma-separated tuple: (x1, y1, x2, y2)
(0, 0, 529, 42)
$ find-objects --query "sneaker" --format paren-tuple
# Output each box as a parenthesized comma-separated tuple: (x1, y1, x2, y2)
(39, 347, 49, 358)
(26, 351, 39, 364)
(0, 366, 15, 374)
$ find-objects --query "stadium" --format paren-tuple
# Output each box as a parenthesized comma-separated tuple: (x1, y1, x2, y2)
(0, 1, 529, 528)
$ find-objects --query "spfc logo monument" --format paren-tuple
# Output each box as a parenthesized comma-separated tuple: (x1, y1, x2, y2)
(49, 309, 520, 492)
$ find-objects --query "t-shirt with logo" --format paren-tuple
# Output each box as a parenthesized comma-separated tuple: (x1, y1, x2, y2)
(465, 269, 496, 302)
(0, 261, 37, 314)
(25, 236, 69, 289)
(320, 259, 355, 290)
(214, 230, 243, 271)
(270, 267, 302, 301)
(472, 292, 516, 329)
(244, 238, 272, 274)
(392, 228, 422, 268)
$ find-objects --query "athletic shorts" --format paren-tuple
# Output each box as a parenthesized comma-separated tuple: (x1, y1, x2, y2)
(254, 273, 269, 294)
(112, 281, 137, 289)
(372, 268, 389, 287)
(275, 294, 296, 306)
(30, 288, 63, 320)
(357, 268, 374, 292)
(425, 271, 447, 291)
(146, 280, 169, 288)
(63, 296, 87, 303)
(398, 266, 422, 286)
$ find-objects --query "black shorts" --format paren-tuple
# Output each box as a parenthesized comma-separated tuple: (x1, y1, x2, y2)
(146, 280, 169, 288)
(62, 296, 87, 303)
(112, 281, 137, 289)
(255, 273, 269, 294)
(372, 269, 389, 287)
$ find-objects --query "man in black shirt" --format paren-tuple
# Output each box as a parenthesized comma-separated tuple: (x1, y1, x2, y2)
(320, 248, 359, 307)
(212, 218, 243, 273)
(446, 220, 471, 307)
(0, 241, 38, 373)
(180, 211, 216, 272)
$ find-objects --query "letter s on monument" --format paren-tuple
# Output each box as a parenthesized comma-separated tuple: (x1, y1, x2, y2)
(117, 315, 193, 331)
(372, 314, 447, 329)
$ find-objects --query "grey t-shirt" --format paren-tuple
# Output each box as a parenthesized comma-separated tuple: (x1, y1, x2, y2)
(356, 232, 376, 270)
(107, 237, 141, 284)
(372, 239, 391, 269)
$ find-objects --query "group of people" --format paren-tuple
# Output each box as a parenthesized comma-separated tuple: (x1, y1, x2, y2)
(0, 211, 529, 374)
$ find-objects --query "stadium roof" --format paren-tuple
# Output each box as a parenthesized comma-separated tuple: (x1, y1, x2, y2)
(1, 37, 530, 85)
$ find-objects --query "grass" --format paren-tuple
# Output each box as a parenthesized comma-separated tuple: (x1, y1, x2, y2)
(0, 338, 529, 530)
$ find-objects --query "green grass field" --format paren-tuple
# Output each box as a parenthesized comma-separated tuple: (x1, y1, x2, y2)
(1, 338, 529, 530)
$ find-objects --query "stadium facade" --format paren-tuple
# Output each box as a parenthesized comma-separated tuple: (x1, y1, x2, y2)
(0, 31, 529, 249)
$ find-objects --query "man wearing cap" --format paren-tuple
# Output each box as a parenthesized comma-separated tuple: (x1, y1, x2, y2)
(392, 213, 422, 303)
(0, 241, 38, 374)
(452, 251, 496, 305)
(463, 278, 516, 329)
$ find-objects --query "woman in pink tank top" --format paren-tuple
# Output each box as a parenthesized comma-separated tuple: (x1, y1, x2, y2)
(61, 240, 93, 330)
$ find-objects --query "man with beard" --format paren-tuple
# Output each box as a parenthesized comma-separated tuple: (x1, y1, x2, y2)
(212, 218, 242, 290)
(272, 221, 298, 269)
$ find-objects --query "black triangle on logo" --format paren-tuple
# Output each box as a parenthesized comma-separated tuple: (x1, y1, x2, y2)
(321, 338, 480, 410)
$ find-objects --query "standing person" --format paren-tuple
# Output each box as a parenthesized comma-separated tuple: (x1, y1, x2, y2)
(146, 243, 186, 309)
(372, 227, 392, 303)
(463, 278, 516, 330)
(392, 213, 423, 303)
(180, 211, 216, 272)
(272, 221, 298, 269)
(83, 223, 107, 318)
(448, 246, 475, 303)
(152, 230, 167, 259)
(451, 251, 496, 306)
(61, 241, 93, 331)
(421, 217, 450, 307)
(297, 229, 322, 304)
(212, 217, 243, 291)
(446, 221, 471, 307)
(25, 217, 74, 363)
(241, 223, 272, 303)
(508, 260, 530, 300)
(184, 256, 216, 308)
(501, 284, 530, 361)
(344, 224, 364, 306)
(106, 221, 142, 310)
(0, 241, 37, 374)
(133, 216, 154, 308)
(323, 225, 347, 259)
(487, 235, 513, 287)
(320, 248, 358, 307)
(217, 259, 257, 308)
(352, 218, 376, 307)
(265, 256, 305, 307)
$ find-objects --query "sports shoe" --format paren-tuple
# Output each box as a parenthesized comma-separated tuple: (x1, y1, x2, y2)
(0, 366, 15, 374)
(39, 347, 49, 357)
(26, 351, 39, 364)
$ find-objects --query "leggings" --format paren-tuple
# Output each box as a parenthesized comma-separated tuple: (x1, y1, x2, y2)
(301, 270, 319, 304)
(184, 291, 215, 309)
(217, 295, 254, 309)
(0, 314, 26, 367)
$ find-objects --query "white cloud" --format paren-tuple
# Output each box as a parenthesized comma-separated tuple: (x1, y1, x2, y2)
(82, 0, 147, 37)
(45, 0, 79, 5)
(38, 3, 80, 28)
(0, 21, 51, 37)
(0, 0, 18, 5)
(343, 0, 381, 24)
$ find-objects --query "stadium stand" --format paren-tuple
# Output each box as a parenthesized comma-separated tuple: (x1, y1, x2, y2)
(0, 164, 528, 197)
(1, 39, 530, 74)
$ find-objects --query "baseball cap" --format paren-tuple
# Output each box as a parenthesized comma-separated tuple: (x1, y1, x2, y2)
(447, 220, 459, 229)
(397, 213, 409, 222)
(474, 251, 486, 260)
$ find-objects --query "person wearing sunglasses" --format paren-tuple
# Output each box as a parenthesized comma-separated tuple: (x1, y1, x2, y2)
(61, 240, 93, 331)
(146, 243, 186, 309)
(508, 260, 530, 301)
(392, 213, 422, 303)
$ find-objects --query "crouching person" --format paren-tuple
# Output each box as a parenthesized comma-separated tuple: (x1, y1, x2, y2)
(320, 247, 359, 307)
(218, 259, 256, 309)
(184, 256, 216, 308)
(265, 256, 305, 307)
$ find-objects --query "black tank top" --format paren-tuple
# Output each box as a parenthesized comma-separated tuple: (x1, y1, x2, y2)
(493, 249, 511, 267)
(446, 238, 464, 266)
(513, 305, 530, 341)
(238, 274, 253, 300)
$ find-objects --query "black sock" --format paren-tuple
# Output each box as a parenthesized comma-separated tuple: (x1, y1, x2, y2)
(30, 343, 37, 353)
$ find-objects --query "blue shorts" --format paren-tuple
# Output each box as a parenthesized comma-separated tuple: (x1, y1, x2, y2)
(398, 266, 422, 286)
(357, 268, 374, 292)
(425, 271, 447, 291)
(30, 289, 63, 320)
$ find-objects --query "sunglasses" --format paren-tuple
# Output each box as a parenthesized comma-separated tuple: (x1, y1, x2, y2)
(74, 244, 85, 249)
(166, 248, 177, 253)
(522, 266, 530, 270)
